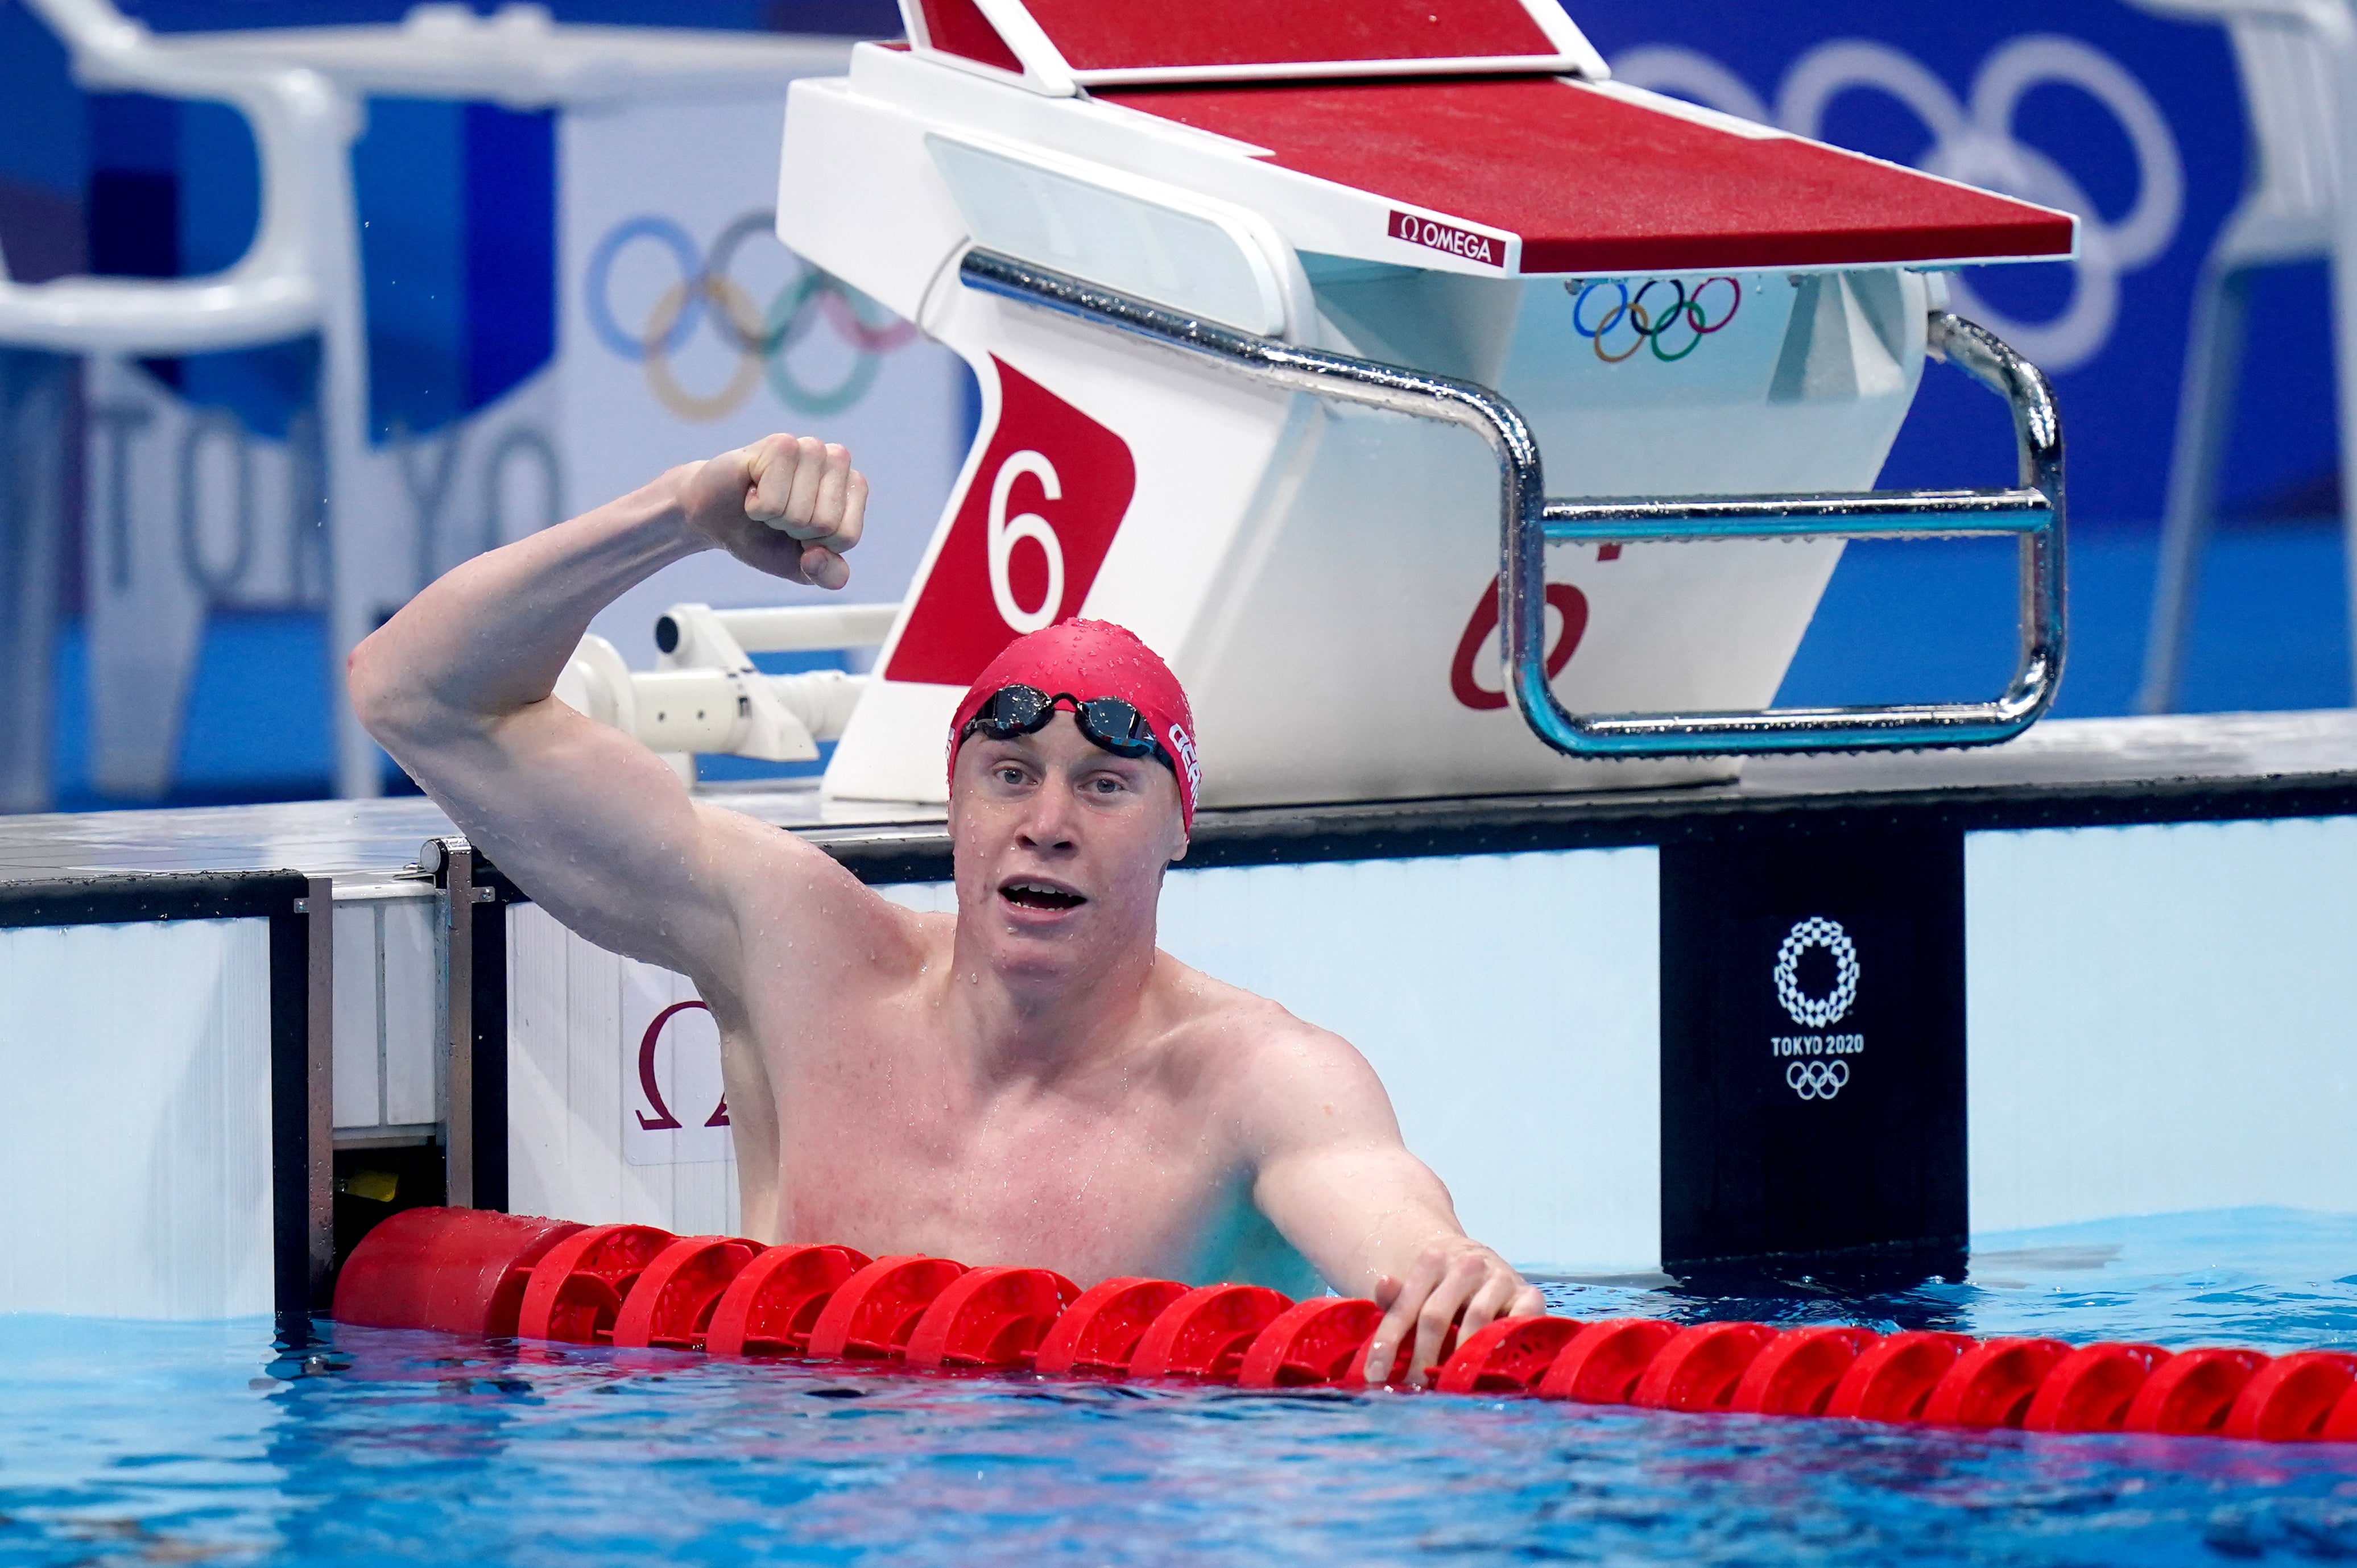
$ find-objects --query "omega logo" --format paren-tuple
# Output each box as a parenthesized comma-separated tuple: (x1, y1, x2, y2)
(1387, 209, 1505, 268)
(635, 999, 729, 1132)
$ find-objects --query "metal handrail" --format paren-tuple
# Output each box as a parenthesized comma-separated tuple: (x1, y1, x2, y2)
(959, 247, 2066, 759)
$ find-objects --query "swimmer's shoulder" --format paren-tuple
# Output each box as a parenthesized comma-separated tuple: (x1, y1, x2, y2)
(1147, 953, 1362, 1086)
(1147, 951, 1393, 1145)
(707, 806, 946, 977)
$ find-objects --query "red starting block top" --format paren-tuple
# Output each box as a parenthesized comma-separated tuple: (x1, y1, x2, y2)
(908, 0, 1604, 86)
(1099, 76, 2077, 275)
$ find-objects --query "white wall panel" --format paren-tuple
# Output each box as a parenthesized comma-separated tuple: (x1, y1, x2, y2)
(329, 907, 381, 1128)
(0, 919, 272, 1317)
(381, 899, 439, 1127)
(506, 904, 739, 1237)
(1967, 817, 2357, 1231)
(1150, 851, 1660, 1275)
(511, 849, 1659, 1270)
(884, 850, 1661, 1273)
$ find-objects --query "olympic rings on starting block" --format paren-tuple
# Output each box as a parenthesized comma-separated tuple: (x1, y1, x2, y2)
(1786, 1060, 1850, 1101)
(1568, 276, 1742, 363)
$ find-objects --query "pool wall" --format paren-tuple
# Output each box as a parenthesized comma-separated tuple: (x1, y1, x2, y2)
(0, 871, 319, 1320)
(502, 814, 2357, 1279)
(5, 713, 2356, 1319)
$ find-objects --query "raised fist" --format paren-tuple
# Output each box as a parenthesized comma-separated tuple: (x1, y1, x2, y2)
(679, 433, 869, 589)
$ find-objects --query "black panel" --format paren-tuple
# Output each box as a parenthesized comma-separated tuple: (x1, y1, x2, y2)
(268, 904, 316, 1343)
(437, 852, 516, 1214)
(471, 890, 511, 1213)
(0, 871, 307, 929)
(803, 775, 2357, 888)
(1660, 831, 1966, 1274)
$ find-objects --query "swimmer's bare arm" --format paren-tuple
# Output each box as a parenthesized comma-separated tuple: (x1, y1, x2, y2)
(346, 435, 873, 987)
(1242, 1021, 1545, 1388)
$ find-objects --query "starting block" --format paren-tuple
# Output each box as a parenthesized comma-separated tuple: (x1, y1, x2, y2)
(674, 0, 2080, 810)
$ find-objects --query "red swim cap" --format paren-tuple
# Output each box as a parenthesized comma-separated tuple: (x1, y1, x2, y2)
(948, 619, 1200, 829)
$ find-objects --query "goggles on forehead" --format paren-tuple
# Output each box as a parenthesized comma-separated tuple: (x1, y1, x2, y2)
(958, 684, 1176, 773)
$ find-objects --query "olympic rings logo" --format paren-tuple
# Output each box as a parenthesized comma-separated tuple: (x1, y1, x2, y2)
(1787, 1060, 1851, 1101)
(1774, 916, 1860, 1029)
(1608, 34, 2184, 372)
(1568, 276, 1742, 363)
(584, 210, 920, 423)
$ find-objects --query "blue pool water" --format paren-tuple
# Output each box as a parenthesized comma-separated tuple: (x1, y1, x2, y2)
(4, 1209, 2355, 1567)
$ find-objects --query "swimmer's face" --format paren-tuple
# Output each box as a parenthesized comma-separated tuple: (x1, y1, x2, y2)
(948, 713, 1188, 978)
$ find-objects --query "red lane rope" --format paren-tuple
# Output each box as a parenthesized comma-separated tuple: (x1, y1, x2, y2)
(333, 1209, 2357, 1445)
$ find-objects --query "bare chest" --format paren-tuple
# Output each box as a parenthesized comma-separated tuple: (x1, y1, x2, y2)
(756, 1001, 1242, 1284)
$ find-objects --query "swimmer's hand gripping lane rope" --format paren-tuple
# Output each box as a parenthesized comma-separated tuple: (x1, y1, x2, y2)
(337, 1209, 2357, 1445)
(958, 248, 2065, 759)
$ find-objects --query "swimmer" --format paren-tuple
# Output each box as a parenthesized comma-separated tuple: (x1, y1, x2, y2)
(349, 433, 1545, 1385)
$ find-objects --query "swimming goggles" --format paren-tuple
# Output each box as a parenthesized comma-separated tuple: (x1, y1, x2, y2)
(959, 685, 1176, 773)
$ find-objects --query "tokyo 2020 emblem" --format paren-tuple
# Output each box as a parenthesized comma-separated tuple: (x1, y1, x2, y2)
(584, 209, 919, 421)
(1775, 916, 1859, 1029)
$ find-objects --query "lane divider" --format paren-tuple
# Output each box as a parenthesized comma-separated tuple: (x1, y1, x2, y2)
(333, 1210, 2357, 1445)
(705, 1244, 871, 1357)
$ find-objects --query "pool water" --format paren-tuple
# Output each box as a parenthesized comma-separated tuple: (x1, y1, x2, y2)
(4, 1209, 2354, 1567)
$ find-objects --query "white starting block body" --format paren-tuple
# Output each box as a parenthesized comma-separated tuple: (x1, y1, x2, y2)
(762, 3, 2078, 809)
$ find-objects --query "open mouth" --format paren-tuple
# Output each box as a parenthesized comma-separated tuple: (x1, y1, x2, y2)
(1000, 879, 1086, 912)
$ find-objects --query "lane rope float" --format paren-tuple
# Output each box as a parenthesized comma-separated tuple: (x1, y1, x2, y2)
(334, 1209, 2357, 1445)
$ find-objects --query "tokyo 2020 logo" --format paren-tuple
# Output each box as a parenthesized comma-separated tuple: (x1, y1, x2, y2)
(1775, 916, 1859, 1030)
(584, 210, 919, 421)
(1773, 916, 1861, 1102)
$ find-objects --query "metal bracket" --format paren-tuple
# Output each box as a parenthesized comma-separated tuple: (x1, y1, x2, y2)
(302, 875, 335, 1309)
(429, 837, 477, 1209)
(959, 248, 2066, 759)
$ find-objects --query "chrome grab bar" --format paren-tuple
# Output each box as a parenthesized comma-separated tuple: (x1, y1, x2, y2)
(959, 247, 2066, 759)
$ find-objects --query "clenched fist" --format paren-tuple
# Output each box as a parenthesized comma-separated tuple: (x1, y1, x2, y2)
(679, 433, 869, 590)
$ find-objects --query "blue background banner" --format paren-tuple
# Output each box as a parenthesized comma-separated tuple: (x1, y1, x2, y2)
(0, 0, 2346, 810)
(1567, 0, 2338, 526)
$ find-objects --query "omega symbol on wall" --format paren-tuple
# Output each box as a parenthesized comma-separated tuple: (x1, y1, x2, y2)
(1771, 916, 1864, 1102)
